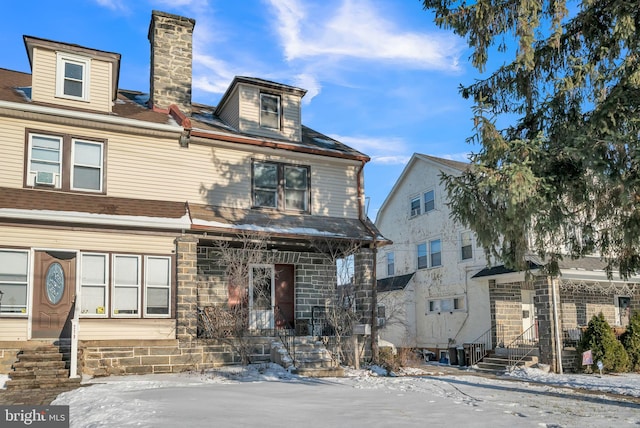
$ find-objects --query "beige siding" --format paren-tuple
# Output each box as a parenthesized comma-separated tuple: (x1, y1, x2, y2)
(238, 84, 302, 141)
(0, 225, 175, 254)
(0, 319, 28, 341)
(78, 319, 175, 340)
(282, 93, 301, 141)
(1, 114, 360, 218)
(30, 47, 112, 113)
(218, 86, 240, 129)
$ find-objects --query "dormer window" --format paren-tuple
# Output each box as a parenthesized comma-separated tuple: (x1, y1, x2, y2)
(260, 93, 280, 130)
(56, 52, 90, 101)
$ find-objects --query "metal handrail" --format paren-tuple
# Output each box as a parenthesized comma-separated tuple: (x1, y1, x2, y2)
(467, 324, 495, 366)
(506, 323, 539, 371)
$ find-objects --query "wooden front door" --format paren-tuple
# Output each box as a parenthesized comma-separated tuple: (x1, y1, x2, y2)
(275, 264, 294, 329)
(32, 251, 76, 339)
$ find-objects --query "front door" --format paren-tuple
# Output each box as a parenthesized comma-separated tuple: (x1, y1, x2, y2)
(275, 264, 294, 329)
(249, 265, 274, 330)
(32, 251, 76, 339)
(521, 289, 537, 339)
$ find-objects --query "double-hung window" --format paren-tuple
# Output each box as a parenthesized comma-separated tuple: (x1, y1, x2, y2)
(424, 190, 435, 212)
(260, 93, 280, 130)
(56, 53, 90, 101)
(26, 131, 105, 192)
(410, 196, 421, 217)
(0, 250, 29, 314)
(112, 255, 141, 317)
(429, 239, 442, 267)
(145, 256, 171, 316)
(417, 244, 428, 269)
(387, 252, 395, 276)
(253, 161, 310, 212)
(460, 231, 473, 261)
(80, 254, 108, 316)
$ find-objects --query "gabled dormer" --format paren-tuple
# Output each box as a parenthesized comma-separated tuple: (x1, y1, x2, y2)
(215, 76, 307, 142)
(23, 36, 121, 113)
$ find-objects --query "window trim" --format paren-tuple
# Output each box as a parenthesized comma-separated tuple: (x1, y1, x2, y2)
(24, 129, 107, 194)
(460, 231, 473, 261)
(417, 243, 428, 269)
(410, 195, 421, 217)
(424, 189, 435, 213)
(429, 239, 442, 268)
(111, 254, 141, 318)
(427, 295, 467, 314)
(0, 249, 30, 316)
(144, 256, 172, 318)
(80, 253, 109, 318)
(387, 252, 395, 276)
(56, 52, 90, 102)
(71, 139, 104, 192)
(252, 160, 311, 213)
(259, 93, 281, 130)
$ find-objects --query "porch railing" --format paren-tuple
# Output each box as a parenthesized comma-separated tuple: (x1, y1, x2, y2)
(506, 323, 539, 371)
(466, 324, 495, 366)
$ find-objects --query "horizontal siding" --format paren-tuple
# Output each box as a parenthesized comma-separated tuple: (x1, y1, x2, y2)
(0, 225, 175, 254)
(282, 93, 301, 141)
(218, 86, 240, 129)
(0, 319, 28, 341)
(78, 319, 175, 340)
(311, 163, 359, 217)
(0, 117, 27, 188)
(30, 47, 111, 113)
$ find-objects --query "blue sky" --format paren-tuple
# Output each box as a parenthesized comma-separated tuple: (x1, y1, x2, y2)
(1, 0, 488, 219)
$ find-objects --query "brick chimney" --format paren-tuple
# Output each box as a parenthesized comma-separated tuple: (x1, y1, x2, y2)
(148, 10, 196, 116)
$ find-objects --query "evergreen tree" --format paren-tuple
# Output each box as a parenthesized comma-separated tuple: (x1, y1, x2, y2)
(422, 0, 640, 278)
(621, 310, 640, 372)
(578, 313, 629, 373)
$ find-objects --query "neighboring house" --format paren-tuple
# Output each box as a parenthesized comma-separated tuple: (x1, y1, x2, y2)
(374, 154, 489, 361)
(376, 154, 640, 372)
(0, 11, 384, 377)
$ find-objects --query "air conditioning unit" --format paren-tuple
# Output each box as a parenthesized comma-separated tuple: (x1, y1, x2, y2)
(35, 171, 56, 186)
(377, 317, 386, 327)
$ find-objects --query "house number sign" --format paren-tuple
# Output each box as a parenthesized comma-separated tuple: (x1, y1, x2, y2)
(46, 262, 65, 305)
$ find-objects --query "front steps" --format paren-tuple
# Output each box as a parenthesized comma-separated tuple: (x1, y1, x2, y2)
(271, 336, 344, 377)
(474, 349, 539, 374)
(5, 344, 81, 391)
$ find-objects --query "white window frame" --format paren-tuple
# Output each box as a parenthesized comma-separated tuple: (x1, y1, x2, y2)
(56, 52, 90, 101)
(112, 254, 141, 318)
(71, 139, 104, 192)
(0, 249, 30, 316)
(427, 295, 467, 314)
(387, 252, 395, 276)
(410, 195, 421, 217)
(260, 93, 281, 130)
(417, 243, 428, 269)
(144, 256, 172, 318)
(27, 133, 63, 188)
(248, 264, 275, 329)
(424, 189, 435, 213)
(429, 239, 442, 267)
(79, 253, 109, 318)
(460, 231, 473, 261)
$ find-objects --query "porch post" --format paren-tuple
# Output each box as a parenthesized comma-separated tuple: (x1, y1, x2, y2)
(534, 275, 561, 372)
(354, 249, 374, 361)
(175, 235, 199, 343)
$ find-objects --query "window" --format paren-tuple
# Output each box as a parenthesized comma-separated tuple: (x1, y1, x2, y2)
(410, 196, 421, 217)
(26, 131, 105, 193)
(417, 243, 428, 269)
(387, 252, 395, 276)
(0, 250, 29, 314)
(377, 305, 386, 327)
(260, 93, 280, 129)
(112, 255, 141, 317)
(80, 254, 108, 316)
(428, 296, 466, 314)
(424, 190, 435, 212)
(460, 231, 473, 261)
(253, 161, 310, 212)
(56, 53, 90, 101)
(145, 256, 171, 316)
(429, 239, 442, 267)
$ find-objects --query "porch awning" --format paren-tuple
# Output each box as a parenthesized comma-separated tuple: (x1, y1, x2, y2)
(377, 273, 414, 292)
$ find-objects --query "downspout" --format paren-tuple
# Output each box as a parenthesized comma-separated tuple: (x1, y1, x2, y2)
(551, 277, 563, 374)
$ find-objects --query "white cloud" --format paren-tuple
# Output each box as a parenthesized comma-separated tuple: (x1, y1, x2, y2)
(330, 135, 410, 165)
(94, 0, 128, 11)
(266, 0, 462, 71)
(292, 73, 321, 103)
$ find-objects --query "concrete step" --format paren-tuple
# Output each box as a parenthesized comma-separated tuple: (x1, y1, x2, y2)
(293, 366, 344, 377)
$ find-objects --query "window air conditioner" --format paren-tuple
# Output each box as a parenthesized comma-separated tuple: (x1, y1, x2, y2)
(35, 171, 56, 186)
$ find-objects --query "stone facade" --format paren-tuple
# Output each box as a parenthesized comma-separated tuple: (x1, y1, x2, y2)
(148, 10, 195, 115)
(489, 280, 531, 347)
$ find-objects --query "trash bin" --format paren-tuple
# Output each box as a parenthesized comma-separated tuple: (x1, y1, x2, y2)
(448, 347, 458, 365)
(457, 347, 466, 366)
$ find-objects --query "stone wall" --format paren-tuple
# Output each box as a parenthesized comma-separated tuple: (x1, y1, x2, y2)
(489, 280, 526, 347)
(559, 287, 640, 328)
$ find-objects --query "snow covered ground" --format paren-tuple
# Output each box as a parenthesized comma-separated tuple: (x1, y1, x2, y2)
(3, 364, 640, 427)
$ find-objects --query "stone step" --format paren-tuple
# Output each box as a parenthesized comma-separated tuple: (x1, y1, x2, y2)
(10, 368, 70, 379)
(16, 352, 63, 362)
(12, 360, 67, 370)
(5, 377, 80, 391)
(293, 366, 344, 378)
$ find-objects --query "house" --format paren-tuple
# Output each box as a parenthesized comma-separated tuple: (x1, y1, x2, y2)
(374, 154, 489, 361)
(376, 153, 640, 372)
(0, 11, 385, 378)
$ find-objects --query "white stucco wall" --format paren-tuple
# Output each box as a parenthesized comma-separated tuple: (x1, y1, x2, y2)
(375, 155, 491, 349)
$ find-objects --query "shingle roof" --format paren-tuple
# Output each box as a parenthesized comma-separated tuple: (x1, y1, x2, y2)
(417, 154, 470, 172)
(377, 273, 414, 292)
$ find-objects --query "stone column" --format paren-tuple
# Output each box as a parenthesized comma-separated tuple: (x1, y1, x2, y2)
(534, 275, 560, 372)
(176, 235, 199, 343)
(354, 249, 374, 324)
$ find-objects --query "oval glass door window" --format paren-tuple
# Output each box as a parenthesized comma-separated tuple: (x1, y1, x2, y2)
(46, 262, 65, 305)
